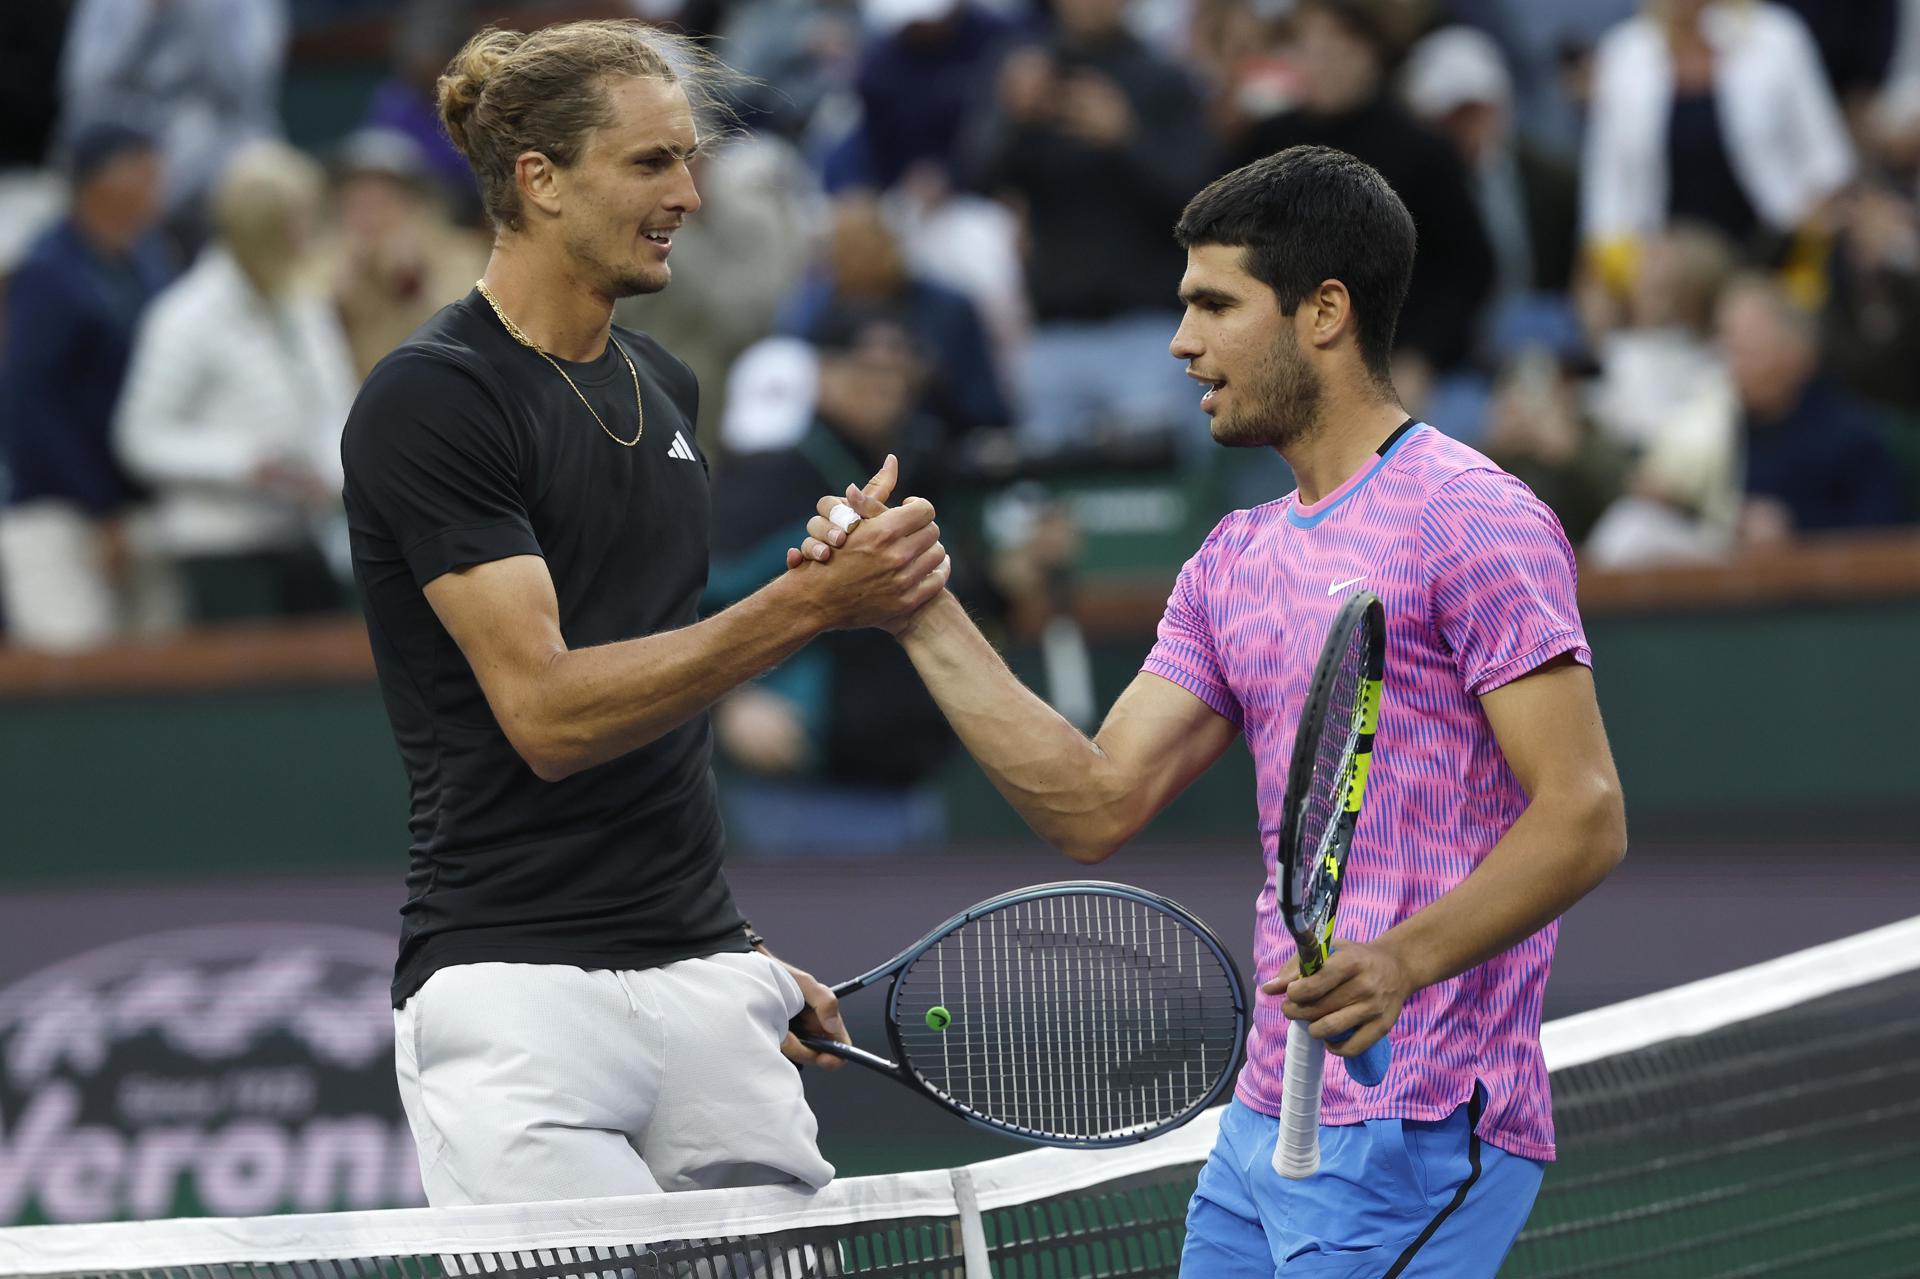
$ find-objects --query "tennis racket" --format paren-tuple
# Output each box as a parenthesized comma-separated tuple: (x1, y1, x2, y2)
(1273, 589, 1393, 1179)
(795, 881, 1248, 1147)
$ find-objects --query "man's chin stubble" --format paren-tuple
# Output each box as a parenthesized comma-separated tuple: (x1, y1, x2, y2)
(1212, 416, 1295, 450)
(613, 272, 668, 299)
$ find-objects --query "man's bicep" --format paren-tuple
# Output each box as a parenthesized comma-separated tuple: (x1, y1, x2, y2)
(1094, 671, 1240, 825)
(423, 555, 568, 721)
(1479, 655, 1620, 803)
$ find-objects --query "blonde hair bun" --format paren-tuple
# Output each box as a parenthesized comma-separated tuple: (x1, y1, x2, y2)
(436, 27, 525, 161)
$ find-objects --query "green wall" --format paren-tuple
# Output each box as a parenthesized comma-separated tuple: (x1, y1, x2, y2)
(2, 601, 1914, 884)
(934, 601, 1920, 844)
(1583, 604, 1919, 817)
(2, 686, 404, 881)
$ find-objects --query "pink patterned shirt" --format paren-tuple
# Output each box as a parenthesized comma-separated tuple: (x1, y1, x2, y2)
(1144, 424, 1589, 1162)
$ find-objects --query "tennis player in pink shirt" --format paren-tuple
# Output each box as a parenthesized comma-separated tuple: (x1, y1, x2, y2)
(792, 145, 1627, 1276)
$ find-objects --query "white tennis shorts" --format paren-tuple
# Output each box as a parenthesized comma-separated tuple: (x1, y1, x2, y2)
(393, 952, 835, 1205)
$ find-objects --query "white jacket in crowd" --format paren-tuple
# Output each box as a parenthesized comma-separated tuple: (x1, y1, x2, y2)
(1582, 2, 1854, 243)
(114, 247, 355, 557)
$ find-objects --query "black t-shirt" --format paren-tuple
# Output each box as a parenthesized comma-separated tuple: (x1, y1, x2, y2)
(342, 291, 749, 1007)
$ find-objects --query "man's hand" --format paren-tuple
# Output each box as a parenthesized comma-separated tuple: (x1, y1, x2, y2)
(782, 454, 950, 630)
(778, 960, 849, 1071)
(786, 456, 895, 568)
(784, 456, 950, 634)
(1263, 940, 1413, 1058)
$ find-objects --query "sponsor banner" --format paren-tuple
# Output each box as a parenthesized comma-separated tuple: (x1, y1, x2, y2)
(0, 921, 423, 1224)
(0, 852, 1276, 1217)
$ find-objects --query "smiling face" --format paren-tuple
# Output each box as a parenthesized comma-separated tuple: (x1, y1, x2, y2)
(1171, 243, 1324, 450)
(545, 75, 702, 298)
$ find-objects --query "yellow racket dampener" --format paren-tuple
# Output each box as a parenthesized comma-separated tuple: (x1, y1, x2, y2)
(926, 1006, 951, 1031)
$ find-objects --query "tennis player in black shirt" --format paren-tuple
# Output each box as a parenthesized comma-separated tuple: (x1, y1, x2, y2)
(340, 21, 951, 1206)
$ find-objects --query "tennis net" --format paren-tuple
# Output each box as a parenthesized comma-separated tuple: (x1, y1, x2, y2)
(1, 915, 1914, 1279)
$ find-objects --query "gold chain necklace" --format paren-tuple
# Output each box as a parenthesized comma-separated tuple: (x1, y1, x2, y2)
(475, 279, 643, 447)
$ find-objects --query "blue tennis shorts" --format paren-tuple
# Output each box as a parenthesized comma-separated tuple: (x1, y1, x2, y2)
(1181, 1090, 1543, 1277)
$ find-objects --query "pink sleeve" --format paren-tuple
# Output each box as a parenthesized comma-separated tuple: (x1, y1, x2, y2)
(1421, 471, 1592, 697)
(1143, 516, 1244, 725)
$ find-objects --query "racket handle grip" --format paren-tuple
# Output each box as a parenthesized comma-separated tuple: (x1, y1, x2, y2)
(1274, 1018, 1325, 1179)
(1331, 1028, 1393, 1088)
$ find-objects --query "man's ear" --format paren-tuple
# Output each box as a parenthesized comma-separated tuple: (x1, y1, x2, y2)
(516, 151, 562, 220)
(1304, 278, 1355, 352)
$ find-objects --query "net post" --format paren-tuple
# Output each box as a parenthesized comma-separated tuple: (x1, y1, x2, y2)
(950, 1165, 993, 1277)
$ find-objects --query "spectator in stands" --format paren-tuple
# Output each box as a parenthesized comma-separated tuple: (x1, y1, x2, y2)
(329, 128, 490, 382)
(828, 0, 1034, 398)
(967, 0, 1214, 455)
(364, 5, 486, 224)
(1184, 0, 1293, 140)
(115, 142, 357, 625)
(59, 0, 291, 250)
(1229, 0, 1495, 403)
(1583, 227, 1750, 570)
(777, 192, 1010, 440)
(616, 135, 818, 448)
(1719, 275, 1910, 539)
(1479, 350, 1627, 546)
(1583, 222, 1740, 454)
(718, 0, 864, 142)
(881, 165, 1031, 399)
(837, 0, 1016, 191)
(0, 124, 177, 651)
(1403, 26, 1580, 313)
(1428, 0, 1535, 94)
(1822, 182, 1920, 418)
(705, 316, 959, 852)
(1581, 0, 1852, 277)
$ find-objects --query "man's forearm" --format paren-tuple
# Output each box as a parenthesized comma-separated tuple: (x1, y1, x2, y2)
(899, 593, 1126, 860)
(1377, 782, 1626, 991)
(520, 574, 825, 780)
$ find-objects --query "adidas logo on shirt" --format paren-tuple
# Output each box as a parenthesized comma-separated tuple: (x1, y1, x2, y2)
(667, 430, 697, 462)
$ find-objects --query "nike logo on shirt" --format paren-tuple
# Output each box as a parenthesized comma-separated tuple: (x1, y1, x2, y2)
(1327, 575, 1367, 596)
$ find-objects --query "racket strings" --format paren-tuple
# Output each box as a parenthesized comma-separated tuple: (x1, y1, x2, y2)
(1290, 623, 1374, 944)
(893, 896, 1242, 1141)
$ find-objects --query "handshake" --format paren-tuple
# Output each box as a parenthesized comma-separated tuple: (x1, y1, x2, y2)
(780, 454, 951, 637)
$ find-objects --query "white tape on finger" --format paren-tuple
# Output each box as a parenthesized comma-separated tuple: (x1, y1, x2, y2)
(829, 503, 862, 534)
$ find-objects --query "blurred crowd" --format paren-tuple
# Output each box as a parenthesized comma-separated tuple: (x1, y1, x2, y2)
(4, 0, 1920, 840)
